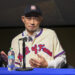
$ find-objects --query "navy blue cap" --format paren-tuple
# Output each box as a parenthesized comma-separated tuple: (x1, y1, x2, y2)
(24, 5, 42, 17)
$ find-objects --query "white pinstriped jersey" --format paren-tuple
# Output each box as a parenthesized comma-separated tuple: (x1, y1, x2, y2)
(11, 28, 66, 68)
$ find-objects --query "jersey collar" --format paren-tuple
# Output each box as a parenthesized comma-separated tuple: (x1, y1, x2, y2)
(22, 28, 43, 38)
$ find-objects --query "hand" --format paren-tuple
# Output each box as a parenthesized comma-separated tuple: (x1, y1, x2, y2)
(0, 51, 8, 63)
(29, 54, 48, 68)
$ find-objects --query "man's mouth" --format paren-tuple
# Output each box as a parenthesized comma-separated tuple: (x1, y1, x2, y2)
(29, 25, 35, 28)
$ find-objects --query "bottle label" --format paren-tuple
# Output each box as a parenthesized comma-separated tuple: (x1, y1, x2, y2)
(8, 55, 15, 59)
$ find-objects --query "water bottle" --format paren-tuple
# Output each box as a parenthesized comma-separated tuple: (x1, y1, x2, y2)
(8, 48, 15, 71)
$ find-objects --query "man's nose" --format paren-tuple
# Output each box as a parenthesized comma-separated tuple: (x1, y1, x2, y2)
(31, 19, 34, 25)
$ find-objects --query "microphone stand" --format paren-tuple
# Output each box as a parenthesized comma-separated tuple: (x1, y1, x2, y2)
(16, 37, 33, 71)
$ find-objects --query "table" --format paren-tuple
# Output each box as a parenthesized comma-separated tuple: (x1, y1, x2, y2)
(0, 67, 75, 75)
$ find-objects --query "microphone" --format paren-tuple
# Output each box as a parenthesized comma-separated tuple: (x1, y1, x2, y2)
(16, 37, 33, 71)
(19, 37, 27, 41)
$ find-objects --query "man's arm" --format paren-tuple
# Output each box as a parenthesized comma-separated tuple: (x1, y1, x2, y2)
(48, 30, 67, 68)
(0, 51, 8, 63)
(29, 53, 66, 68)
(47, 54, 66, 68)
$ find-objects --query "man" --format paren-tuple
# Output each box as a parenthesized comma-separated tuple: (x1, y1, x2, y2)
(0, 51, 8, 67)
(11, 4, 67, 68)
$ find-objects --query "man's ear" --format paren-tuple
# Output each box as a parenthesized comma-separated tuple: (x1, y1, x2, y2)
(21, 16, 25, 23)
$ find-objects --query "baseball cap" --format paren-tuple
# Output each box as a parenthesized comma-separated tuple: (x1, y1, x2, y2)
(24, 5, 42, 17)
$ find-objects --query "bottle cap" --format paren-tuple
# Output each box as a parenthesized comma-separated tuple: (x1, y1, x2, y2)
(10, 48, 13, 50)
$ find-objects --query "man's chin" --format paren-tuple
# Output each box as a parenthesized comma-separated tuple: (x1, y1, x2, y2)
(27, 29, 36, 33)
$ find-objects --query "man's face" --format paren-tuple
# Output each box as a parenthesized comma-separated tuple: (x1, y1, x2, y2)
(22, 16, 43, 33)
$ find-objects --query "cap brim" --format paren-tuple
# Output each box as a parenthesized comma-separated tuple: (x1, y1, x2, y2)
(25, 11, 42, 17)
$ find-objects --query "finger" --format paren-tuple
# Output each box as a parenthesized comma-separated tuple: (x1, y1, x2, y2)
(30, 61, 40, 68)
(31, 58, 40, 63)
(29, 59, 40, 67)
(37, 54, 43, 58)
(29, 59, 37, 68)
(30, 59, 38, 64)
(30, 62, 37, 68)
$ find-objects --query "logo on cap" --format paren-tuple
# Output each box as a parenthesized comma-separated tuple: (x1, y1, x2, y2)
(31, 5, 36, 10)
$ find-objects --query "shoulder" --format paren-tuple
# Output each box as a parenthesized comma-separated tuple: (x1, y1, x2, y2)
(11, 32, 23, 43)
(42, 28, 56, 36)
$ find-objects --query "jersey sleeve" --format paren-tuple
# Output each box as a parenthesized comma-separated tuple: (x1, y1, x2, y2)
(52, 31, 65, 59)
(47, 30, 67, 68)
